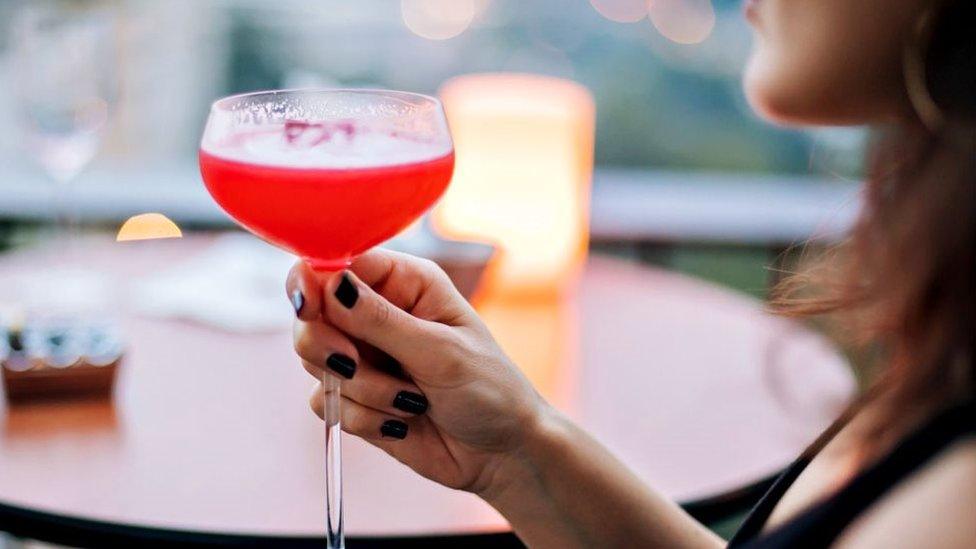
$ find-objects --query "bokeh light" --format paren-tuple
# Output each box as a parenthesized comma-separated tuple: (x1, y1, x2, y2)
(648, 0, 715, 45)
(644, 8, 751, 77)
(116, 213, 182, 241)
(401, 0, 476, 40)
(589, 0, 648, 23)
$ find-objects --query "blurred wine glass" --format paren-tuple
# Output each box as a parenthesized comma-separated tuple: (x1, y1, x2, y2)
(12, 1, 118, 218)
(10, 1, 120, 316)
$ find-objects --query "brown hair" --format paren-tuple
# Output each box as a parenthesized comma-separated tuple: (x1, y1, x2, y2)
(773, 0, 975, 459)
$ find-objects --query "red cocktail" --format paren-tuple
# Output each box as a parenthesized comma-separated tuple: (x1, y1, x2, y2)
(198, 89, 454, 549)
(200, 118, 454, 270)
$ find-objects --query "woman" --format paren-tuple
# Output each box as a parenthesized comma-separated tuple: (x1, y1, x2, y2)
(286, 0, 975, 546)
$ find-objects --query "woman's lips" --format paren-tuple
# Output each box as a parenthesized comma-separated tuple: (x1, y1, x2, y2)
(744, 0, 762, 24)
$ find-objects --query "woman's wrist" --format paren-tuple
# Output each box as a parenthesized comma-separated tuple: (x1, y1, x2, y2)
(476, 400, 722, 549)
(476, 401, 569, 509)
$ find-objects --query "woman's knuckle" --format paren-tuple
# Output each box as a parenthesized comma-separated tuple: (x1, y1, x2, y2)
(416, 256, 438, 273)
(369, 300, 394, 327)
(437, 326, 467, 356)
(301, 360, 319, 378)
(292, 322, 309, 356)
(422, 258, 451, 281)
(308, 392, 323, 417)
(293, 324, 312, 356)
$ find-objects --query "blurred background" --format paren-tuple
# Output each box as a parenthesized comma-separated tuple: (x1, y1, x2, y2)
(0, 0, 864, 298)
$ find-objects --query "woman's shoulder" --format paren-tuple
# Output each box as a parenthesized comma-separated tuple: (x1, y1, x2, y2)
(834, 437, 976, 549)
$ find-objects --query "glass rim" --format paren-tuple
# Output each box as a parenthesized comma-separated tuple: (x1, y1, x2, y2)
(208, 87, 444, 113)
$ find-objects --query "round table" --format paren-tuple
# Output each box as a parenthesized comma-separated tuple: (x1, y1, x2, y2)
(0, 235, 854, 547)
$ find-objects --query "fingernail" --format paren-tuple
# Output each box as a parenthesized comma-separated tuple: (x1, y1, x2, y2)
(380, 419, 408, 439)
(335, 273, 358, 309)
(290, 289, 304, 317)
(393, 391, 429, 415)
(326, 353, 356, 379)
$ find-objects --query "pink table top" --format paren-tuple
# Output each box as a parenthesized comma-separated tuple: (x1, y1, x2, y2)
(0, 235, 854, 538)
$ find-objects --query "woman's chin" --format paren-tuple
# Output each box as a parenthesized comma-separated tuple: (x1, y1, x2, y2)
(743, 56, 791, 124)
(743, 55, 818, 126)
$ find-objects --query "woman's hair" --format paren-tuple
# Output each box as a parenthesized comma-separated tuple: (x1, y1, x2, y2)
(772, 0, 975, 458)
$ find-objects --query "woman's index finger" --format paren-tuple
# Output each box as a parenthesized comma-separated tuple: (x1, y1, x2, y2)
(286, 259, 328, 321)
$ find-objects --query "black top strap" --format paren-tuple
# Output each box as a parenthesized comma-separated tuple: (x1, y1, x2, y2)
(729, 399, 976, 548)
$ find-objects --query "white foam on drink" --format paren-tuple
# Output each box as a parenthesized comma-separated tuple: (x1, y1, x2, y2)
(202, 123, 452, 169)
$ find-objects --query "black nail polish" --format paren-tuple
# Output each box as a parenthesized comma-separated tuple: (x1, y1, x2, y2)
(334, 273, 358, 309)
(393, 391, 429, 415)
(326, 353, 356, 379)
(291, 289, 304, 317)
(380, 419, 408, 439)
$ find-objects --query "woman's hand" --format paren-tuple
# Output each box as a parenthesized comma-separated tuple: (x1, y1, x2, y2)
(286, 249, 546, 496)
(287, 249, 722, 549)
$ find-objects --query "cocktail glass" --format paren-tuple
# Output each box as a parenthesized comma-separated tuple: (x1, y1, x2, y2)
(199, 89, 455, 549)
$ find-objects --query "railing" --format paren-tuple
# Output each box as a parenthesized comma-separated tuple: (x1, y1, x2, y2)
(0, 164, 861, 245)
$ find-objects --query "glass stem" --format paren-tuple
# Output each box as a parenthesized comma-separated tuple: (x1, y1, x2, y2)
(324, 374, 344, 549)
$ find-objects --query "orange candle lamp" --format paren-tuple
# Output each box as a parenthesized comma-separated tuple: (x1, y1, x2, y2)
(436, 74, 595, 298)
